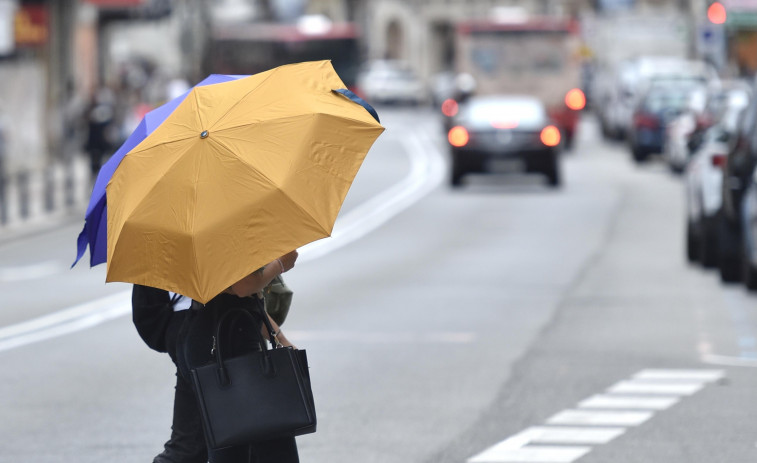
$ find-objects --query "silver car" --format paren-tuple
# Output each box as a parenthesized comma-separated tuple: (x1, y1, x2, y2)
(685, 84, 751, 267)
(356, 60, 427, 106)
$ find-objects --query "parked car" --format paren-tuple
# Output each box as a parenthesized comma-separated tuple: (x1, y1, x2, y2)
(628, 77, 707, 162)
(685, 84, 751, 267)
(718, 84, 757, 282)
(664, 86, 708, 173)
(355, 60, 427, 105)
(740, 170, 757, 288)
(594, 57, 716, 142)
(447, 95, 562, 187)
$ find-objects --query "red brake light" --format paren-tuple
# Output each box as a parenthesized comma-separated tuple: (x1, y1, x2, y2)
(565, 88, 586, 111)
(441, 99, 459, 117)
(634, 113, 659, 129)
(712, 154, 727, 168)
(540, 125, 561, 147)
(491, 119, 518, 129)
(448, 126, 469, 147)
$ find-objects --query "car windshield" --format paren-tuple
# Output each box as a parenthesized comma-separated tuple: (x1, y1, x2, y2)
(461, 98, 545, 127)
(643, 83, 704, 113)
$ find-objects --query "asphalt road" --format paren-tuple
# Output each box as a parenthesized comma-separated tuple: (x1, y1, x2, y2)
(0, 107, 755, 463)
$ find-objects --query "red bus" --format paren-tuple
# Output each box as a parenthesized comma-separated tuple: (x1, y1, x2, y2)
(453, 17, 585, 148)
(206, 21, 362, 89)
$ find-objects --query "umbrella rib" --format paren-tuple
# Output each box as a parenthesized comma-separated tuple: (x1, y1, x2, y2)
(213, 111, 381, 135)
(209, 70, 278, 131)
(127, 134, 197, 156)
(193, 86, 206, 130)
(210, 137, 333, 236)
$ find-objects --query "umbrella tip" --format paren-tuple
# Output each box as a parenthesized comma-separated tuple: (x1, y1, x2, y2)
(200, 130, 209, 139)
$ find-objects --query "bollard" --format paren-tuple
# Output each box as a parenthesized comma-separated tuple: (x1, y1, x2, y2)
(17, 170, 29, 219)
(64, 158, 75, 207)
(0, 169, 5, 226)
(0, 132, 5, 225)
(44, 165, 55, 212)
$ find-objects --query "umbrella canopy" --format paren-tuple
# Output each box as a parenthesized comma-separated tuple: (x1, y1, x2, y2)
(74, 74, 246, 267)
(105, 60, 384, 303)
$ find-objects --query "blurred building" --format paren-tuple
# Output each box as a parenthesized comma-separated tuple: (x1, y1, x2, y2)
(362, 0, 589, 86)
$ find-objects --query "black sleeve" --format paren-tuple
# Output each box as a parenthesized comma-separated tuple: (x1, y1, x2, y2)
(131, 284, 174, 353)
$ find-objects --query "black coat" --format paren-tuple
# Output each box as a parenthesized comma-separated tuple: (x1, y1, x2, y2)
(131, 285, 179, 353)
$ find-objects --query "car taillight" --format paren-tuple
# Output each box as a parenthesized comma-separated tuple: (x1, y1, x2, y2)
(712, 154, 727, 168)
(448, 126, 469, 147)
(540, 125, 561, 147)
(441, 99, 458, 117)
(491, 119, 518, 129)
(634, 113, 659, 129)
(565, 88, 586, 111)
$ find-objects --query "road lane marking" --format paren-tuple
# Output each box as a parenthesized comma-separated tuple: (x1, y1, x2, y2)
(466, 369, 724, 463)
(578, 395, 679, 410)
(546, 410, 652, 427)
(632, 369, 724, 382)
(0, 291, 130, 342)
(468, 440, 590, 463)
(0, 126, 445, 353)
(607, 380, 704, 396)
(0, 260, 67, 282)
(0, 291, 131, 352)
(522, 426, 625, 445)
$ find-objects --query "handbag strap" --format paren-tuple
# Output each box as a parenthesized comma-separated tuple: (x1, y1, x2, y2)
(213, 304, 280, 365)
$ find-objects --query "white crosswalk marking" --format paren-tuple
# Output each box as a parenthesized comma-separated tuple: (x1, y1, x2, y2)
(547, 409, 653, 426)
(465, 369, 725, 463)
(607, 380, 704, 395)
(522, 426, 626, 445)
(468, 445, 591, 463)
(632, 369, 724, 382)
(578, 394, 679, 410)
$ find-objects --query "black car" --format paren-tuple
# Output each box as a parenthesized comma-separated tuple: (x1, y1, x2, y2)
(718, 86, 757, 282)
(629, 77, 707, 162)
(447, 95, 562, 187)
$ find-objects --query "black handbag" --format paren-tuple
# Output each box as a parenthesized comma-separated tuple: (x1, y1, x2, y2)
(190, 306, 316, 449)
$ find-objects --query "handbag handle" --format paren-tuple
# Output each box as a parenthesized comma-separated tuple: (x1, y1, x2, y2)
(213, 306, 280, 386)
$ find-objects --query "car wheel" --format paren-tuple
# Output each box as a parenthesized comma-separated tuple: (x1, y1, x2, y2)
(744, 259, 757, 291)
(450, 152, 465, 188)
(669, 162, 685, 175)
(717, 217, 742, 283)
(699, 217, 718, 268)
(686, 221, 699, 263)
(563, 131, 574, 152)
(545, 162, 561, 188)
(632, 147, 648, 163)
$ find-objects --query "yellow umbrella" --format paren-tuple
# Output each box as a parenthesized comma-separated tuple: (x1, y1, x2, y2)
(105, 61, 385, 303)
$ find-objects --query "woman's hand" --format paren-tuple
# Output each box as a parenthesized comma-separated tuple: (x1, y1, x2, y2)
(278, 250, 298, 273)
(227, 250, 299, 297)
(275, 331, 296, 350)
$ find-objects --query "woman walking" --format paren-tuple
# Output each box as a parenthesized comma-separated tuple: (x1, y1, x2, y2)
(139, 250, 299, 463)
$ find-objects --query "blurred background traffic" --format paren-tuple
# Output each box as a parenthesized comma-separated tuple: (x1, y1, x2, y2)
(2, 0, 757, 288)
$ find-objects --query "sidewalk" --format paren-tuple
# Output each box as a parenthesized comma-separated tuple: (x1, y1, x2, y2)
(0, 58, 91, 240)
(0, 153, 90, 239)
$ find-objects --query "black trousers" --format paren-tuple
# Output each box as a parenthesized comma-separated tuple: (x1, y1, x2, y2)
(154, 295, 299, 463)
